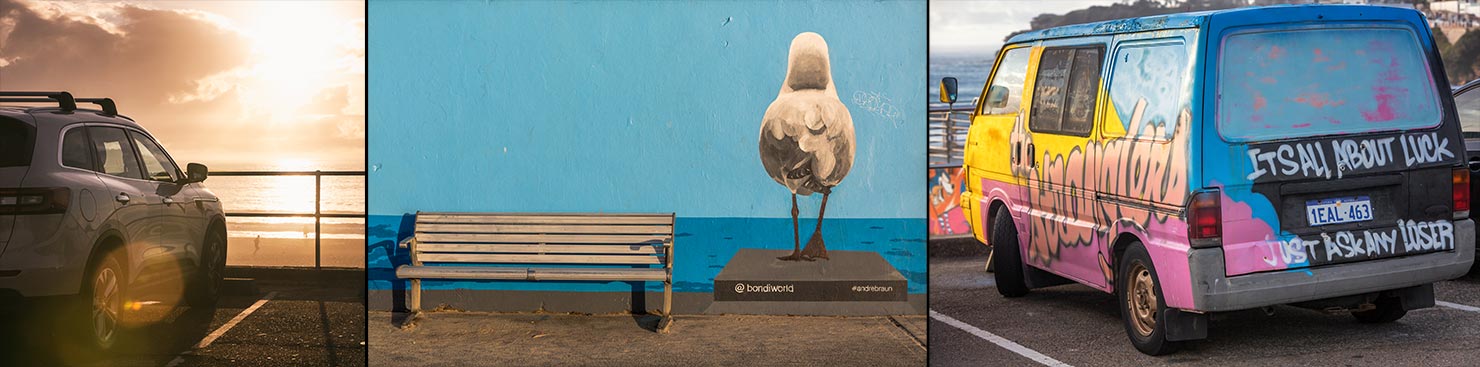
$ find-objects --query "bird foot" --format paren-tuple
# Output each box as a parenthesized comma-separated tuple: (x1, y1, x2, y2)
(777, 252, 805, 261)
(799, 232, 828, 261)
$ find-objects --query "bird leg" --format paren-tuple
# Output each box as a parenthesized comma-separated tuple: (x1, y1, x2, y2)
(800, 190, 830, 261)
(777, 194, 804, 261)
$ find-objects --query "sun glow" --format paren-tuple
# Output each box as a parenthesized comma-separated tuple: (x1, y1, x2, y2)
(232, 2, 363, 123)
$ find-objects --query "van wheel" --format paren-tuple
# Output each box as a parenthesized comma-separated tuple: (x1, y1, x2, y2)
(1118, 242, 1179, 355)
(1352, 297, 1406, 323)
(82, 250, 126, 353)
(187, 229, 227, 307)
(990, 209, 1029, 297)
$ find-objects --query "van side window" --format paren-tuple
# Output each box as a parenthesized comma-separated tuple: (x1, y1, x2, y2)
(1109, 42, 1188, 141)
(87, 127, 145, 180)
(983, 47, 1032, 115)
(62, 127, 95, 171)
(1031, 46, 1104, 136)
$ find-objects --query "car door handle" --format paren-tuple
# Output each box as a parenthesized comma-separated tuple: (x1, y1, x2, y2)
(115, 193, 131, 204)
(162, 197, 175, 205)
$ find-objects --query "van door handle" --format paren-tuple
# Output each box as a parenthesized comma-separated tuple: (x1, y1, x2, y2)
(1027, 143, 1036, 168)
(115, 193, 131, 204)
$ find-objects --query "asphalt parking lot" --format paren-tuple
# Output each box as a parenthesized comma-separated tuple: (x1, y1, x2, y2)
(0, 268, 365, 367)
(928, 243, 1480, 367)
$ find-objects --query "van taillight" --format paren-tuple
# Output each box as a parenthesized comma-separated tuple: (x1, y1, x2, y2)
(1188, 189, 1221, 247)
(0, 188, 70, 215)
(1454, 168, 1470, 219)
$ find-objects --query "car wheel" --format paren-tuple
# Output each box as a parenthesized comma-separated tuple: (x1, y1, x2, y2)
(1118, 242, 1179, 356)
(1352, 296, 1406, 324)
(990, 208, 1029, 297)
(84, 250, 126, 352)
(187, 229, 227, 307)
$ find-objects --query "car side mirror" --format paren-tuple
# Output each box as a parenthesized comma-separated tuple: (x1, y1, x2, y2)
(939, 77, 958, 104)
(985, 85, 1010, 108)
(182, 163, 208, 183)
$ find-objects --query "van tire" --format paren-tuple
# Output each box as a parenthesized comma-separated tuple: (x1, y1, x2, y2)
(1352, 297, 1406, 324)
(1118, 242, 1179, 355)
(991, 209, 1029, 297)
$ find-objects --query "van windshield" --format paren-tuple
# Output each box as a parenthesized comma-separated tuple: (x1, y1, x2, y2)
(0, 118, 33, 167)
(1217, 26, 1441, 142)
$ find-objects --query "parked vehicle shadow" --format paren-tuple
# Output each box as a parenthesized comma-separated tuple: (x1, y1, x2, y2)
(0, 300, 226, 366)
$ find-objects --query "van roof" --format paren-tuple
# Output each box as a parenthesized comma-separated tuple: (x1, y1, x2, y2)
(1005, 4, 1425, 44)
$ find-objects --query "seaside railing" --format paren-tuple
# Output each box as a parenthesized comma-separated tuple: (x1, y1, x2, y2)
(928, 103, 974, 167)
(213, 170, 365, 270)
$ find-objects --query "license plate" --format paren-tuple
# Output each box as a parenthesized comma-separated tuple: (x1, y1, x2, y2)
(1306, 196, 1373, 226)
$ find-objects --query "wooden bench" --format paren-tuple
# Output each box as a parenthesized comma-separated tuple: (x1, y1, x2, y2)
(396, 212, 676, 332)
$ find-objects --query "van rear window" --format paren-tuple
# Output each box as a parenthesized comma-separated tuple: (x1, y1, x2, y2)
(0, 118, 34, 167)
(1217, 26, 1440, 142)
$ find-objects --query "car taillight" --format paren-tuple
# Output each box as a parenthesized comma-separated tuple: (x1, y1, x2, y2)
(0, 188, 70, 215)
(1187, 189, 1221, 247)
(1454, 168, 1470, 219)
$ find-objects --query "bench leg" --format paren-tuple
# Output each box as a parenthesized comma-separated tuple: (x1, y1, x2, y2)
(410, 278, 423, 314)
(659, 279, 673, 333)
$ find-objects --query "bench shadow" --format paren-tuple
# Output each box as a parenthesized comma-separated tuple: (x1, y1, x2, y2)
(629, 280, 658, 332)
(385, 213, 417, 327)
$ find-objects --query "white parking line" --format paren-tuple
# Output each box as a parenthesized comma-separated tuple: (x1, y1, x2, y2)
(930, 310, 1074, 367)
(1438, 300, 1480, 313)
(165, 291, 278, 367)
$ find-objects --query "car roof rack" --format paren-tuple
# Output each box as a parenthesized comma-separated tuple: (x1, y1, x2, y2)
(0, 91, 118, 116)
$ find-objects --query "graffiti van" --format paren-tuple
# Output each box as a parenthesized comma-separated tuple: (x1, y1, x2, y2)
(947, 5, 1476, 355)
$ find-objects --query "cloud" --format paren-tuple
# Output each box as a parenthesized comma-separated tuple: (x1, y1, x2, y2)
(930, 0, 1114, 54)
(0, 0, 365, 169)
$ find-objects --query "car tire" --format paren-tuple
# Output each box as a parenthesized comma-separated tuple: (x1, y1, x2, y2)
(1352, 296, 1406, 324)
(991, 208, 1029, 297)
(187, 229, 227, 308)
(81, 249, 127, 354)
(1118, 242, 1179, 356)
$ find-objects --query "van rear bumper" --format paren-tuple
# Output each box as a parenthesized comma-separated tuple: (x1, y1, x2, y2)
(1187, 219, 1475, 312)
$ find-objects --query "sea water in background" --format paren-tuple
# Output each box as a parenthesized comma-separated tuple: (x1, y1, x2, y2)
(207, 166, 365, 268)
(927, 50, 996, 109)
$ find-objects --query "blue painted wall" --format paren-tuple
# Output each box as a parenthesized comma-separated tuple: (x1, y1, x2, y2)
(367, 1, 926, 294)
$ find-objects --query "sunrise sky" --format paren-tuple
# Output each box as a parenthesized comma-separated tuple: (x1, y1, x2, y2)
(0, 0, 365, 170)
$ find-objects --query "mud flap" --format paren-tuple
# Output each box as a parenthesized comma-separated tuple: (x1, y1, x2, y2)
(1162, 308, 1208, 342)
(1023, 265, 1074, 289)
(1390, 283, 1435, 311)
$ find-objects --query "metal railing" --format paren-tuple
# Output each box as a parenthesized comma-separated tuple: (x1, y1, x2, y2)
(213, 170, 365, 269)
(929, 103, 975, 167)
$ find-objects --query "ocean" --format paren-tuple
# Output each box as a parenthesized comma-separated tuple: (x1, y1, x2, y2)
(205, 168, 366, 268)
(928, 51, 997, 109)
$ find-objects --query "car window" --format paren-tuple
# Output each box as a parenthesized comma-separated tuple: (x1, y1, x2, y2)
(87, 127, 144, 180)
(0, 117, 34, 167)
(1108, 41, 1188, 142)
(62, 127, 95, 170)
(1217, 26, 1440, 142)
(982, 47, 1032, 116)
(1457, 85, 1480, 138)
(1030, 46, 1103, 136)
(129, 131, 179, 182)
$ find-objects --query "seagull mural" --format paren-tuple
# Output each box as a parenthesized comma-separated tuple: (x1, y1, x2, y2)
(759, 32, 855, 262)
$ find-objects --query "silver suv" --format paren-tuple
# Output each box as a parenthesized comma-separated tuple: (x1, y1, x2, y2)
(0, 91, 227, 353)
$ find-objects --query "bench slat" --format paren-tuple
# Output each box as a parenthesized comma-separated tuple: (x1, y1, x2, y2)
(415, 224, 673, 235)
(418, 243, 663, 254)
(417, 253, 664, 264)
(417, 215, 673, 225)
(396, 266, 667, 281)
(416, 233, 669, 244)
(396, 266, 527, 280)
